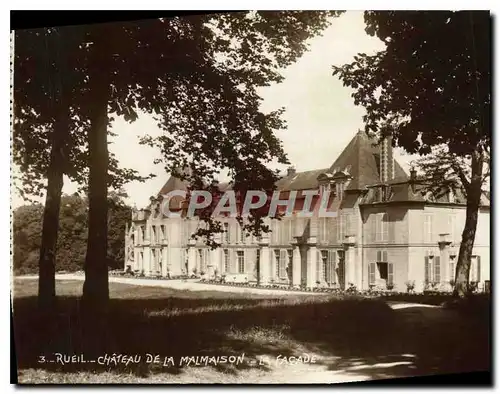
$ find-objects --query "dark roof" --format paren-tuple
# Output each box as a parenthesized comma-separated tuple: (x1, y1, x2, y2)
(157, 131, 411, 201)
(276, 168, 329, 191)
(328, 130, 408, 190)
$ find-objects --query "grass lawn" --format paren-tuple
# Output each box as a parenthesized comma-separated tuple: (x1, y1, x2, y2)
(12, 279, 490, 384)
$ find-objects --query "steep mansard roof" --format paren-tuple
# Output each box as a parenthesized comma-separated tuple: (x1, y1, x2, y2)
(157, 130, 409, 198)
(154, 131, 490, 207)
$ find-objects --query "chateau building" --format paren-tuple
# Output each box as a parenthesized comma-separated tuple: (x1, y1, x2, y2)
(124, 131, 490, 292)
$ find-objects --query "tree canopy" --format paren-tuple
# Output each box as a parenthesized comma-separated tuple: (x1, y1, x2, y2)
(332, 10, 491, 297)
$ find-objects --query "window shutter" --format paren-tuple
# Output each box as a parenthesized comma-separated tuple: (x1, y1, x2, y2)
(382, 250, 388, 262)
(388, 263, 394, 285)
(424, 256, 430, 283)
(376, 250, 382, 262)
(477, 256, 481, 282)
(368, 262, 376, 285)
(449, 260, 456, 282)
(434, 256, 440, 283)
(316, 250, 322, 282)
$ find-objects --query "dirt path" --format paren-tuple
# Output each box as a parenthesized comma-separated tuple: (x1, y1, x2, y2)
(15, 274, 328, 296)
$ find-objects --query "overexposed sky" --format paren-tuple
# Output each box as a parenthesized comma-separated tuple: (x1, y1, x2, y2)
(12, 11, 416, 209)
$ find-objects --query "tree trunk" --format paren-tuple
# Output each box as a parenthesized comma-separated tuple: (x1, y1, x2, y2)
(37, 34, 70, 312)
(81, 28, 111, 330)
(37, 117, 67, 312)
(453, 149, 484, 298)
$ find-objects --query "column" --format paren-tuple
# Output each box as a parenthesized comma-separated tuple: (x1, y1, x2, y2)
(187, 239, 197, 277)
(306, 236, 317, 289)
(259, 234, 270, 286)
(292, 238, 302, 288)
(161, 247, 169, 277)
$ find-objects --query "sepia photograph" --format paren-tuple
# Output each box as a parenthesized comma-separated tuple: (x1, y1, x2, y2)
(10, 9, 491, 385)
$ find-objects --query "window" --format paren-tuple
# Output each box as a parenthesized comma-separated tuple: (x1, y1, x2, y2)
(368, 262, 376, 285)
(449, 255, 456, 282)
(151, 249, 157, 271)
(423, 214, 433, 243)
(223, 222, 230, 243)
(470, 256, 481, 282)
(239, 224, 245, 243)
(424, 253, 440, 283)
(316, 250, 323, 282)
(375, 213, 389, 242)
(369, 251, 393, 286)
(237, 251, 245, 273)
(223, 249, 229, 273)
(198, 249, 207, 272)
(319, 250, 336, 284)
(275, 250, 287, 278)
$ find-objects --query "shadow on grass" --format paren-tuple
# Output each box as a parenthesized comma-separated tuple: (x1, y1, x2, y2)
(12, 286, 491, 382)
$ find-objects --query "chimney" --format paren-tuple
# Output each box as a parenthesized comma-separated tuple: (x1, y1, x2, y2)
(380, 133, 394, 183)
(287, 166, 296, 177)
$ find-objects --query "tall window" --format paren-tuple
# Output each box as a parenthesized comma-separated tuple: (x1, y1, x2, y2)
(470, 256, 481, 282)
(237, 251, 245, 273)
(320, 250, 336, 283)
(151, 249, 157, 271)
(223, 249, 229, 273)
(369, 250, 393, 286)
(198, 249, 207, 272)
(375, 213, 389, 242)
(449, 255, 456, 282)
(424, 252, 440, 283)
(276, 250, 287, 278)
(238, 223, 245, 243)
(423, 214, 433, 243)
(223, 222, 230, 243)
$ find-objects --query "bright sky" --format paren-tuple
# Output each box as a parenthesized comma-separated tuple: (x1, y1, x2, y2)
(11, 11, 417, 209)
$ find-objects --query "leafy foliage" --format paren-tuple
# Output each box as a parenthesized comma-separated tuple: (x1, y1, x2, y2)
(332, 11, 490, 156)
(332, 11, 491, 297)
(13, 193, 131, 275)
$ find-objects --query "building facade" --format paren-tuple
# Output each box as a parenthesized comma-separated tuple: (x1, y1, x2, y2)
(124, 131, 490, 293)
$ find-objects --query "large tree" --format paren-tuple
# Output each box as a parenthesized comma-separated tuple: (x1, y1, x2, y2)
(14, 12, 341, 322)
(332, 11, 490, 297)
(13, 26, 151, 310)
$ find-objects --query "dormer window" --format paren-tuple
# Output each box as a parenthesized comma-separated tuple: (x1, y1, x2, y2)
(320, 183, 331, 196)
